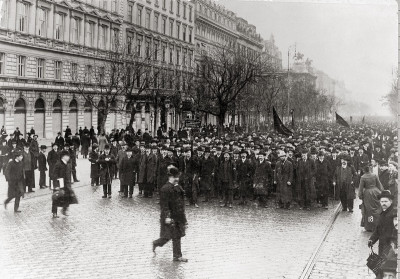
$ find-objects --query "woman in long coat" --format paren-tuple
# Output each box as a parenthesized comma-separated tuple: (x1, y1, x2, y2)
(359, 165, 383, 232)
(145, 148, 158, 198)
(98, 134, 108, 152)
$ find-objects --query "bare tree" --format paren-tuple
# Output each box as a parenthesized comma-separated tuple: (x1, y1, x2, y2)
(191, 44, 267, 135)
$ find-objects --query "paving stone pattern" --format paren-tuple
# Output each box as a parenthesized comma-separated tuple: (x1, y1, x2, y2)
(0, 158, 341, 279)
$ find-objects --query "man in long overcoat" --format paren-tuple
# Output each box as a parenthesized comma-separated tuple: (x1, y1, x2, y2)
(37, 145, 48, 188)
(199, 147, 215, 202)
(47, 143, 59, 188)
(314, 151, 330, 209)
(138, 146, 148, 196)
(119, 148, 138, 198)
(4, 151, 25, 212)
(236, 149, 253, 205)
(89, 144, 100, 186)
(98, 145, 116, 198)
(144, 147, 158, 198)
(153, 166, 188, 262)
(253, 151, 273, 207)
(275, 151, 293, 209)
(333, 157, 355, 211)
(296, 149, 314, 210)
(220, 151, 235, 208)
(22, 144, 37, 192)
(51, 150, 77, 217)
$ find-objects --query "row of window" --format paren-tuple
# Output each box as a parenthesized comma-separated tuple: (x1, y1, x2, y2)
(0, 53, 92, 81)
(0, 1, 120, 50)
(153, 0, 193, 21)
(197, 2, 235, 30)
(127, 35, 194, 67)
(0, 52, 193, 90)
(127, 4, 193, 43)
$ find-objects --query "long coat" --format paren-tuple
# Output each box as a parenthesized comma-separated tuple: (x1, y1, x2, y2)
(47, 150, 59, 179)
(138, 153, 147, 184)
(370, 205, 396, 256)
(296, 159, 315, 200)
(98, 153, 116, 185)
(5, 159, 25, 198)
(159, 182, 187, 240)
(88, 151, 100, 179)
(119, 155, 138, 186)
(146, 153, 158, 184)
(199, 156, 215, 191)
(37, 152, 48, 172)
(359, 173, 383, 232)
(219, 159, 235, 189)
(334, 166, 355, 200)
(253, 160, 272, 195)
(276, 159, 293, 203)
(314, 159, 330, 197)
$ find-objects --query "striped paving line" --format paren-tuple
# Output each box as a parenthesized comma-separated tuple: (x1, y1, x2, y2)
(299, 201, 342, 279)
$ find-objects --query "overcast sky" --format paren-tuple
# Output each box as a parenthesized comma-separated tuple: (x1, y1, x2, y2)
(217, 0, 397, 115)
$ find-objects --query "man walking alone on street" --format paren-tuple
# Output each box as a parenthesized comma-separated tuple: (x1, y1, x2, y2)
(153, 166, 188, 262)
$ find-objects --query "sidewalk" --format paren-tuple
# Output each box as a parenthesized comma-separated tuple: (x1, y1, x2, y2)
(308, 195, 375, 279)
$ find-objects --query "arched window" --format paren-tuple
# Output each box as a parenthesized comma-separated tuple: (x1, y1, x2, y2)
(34, 98, 45, 113)
(110, 100, 117, 112)
(0, 98, 5, 113)
(69, 99, 78, 112)
(14, 98, 26, 113)
(145, 102, 150, 113)
(53, 99, 62, 112)
(84, 100, 92, 112)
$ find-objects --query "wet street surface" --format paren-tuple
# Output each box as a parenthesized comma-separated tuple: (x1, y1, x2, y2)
(309, 195, 374, 279)
(0, 158, 363, 279)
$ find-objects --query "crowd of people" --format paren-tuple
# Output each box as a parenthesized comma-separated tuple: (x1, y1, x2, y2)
(0, 121, 398, 272)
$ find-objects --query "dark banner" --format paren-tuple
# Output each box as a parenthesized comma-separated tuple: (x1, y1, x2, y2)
(273, 106, 293, 136)
(335, 112, 350, 128)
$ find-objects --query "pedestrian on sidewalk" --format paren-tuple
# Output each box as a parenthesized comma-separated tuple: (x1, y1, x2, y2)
(98, 145, 116, 199)
(153, 166, 188, 262)
(37, 145, 48, 189)
(4, 151, 24, 213)
(359, 165, 383, 232)
(368, 190, 396, 257)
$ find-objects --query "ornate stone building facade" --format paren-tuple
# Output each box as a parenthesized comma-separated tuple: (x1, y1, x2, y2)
(122, 0, 195, 132)
(193, 0, 264, 125)
(0, 0, 124, 138)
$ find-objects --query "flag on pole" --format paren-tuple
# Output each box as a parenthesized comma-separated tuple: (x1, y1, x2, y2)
(362, 116, 365, 124)
(335, 112, 350, 128)
(273, 107, 293, 136)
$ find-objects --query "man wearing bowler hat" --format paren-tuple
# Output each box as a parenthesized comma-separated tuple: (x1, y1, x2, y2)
(37, 145, 48, 188)
(153, 166, 188, 262)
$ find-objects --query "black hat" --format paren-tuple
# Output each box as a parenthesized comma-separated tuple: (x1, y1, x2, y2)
(60, 150, 70, 158)
(317, 150, 325, 157)
(379, 190, 394, 200)
(33, 134, 38, 138)
(104, 144, 110, 150)
(40, 145, 47, 149)
(167, 166, 180, 178)
(92, 143, 99, 149)
(240, 149, 247, 155)
(126, 148, 133, 152)
(24, 143, 30, 148)
(204, 147, 211, 153)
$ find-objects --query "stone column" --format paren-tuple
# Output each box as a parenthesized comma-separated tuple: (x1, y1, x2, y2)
(141, 104, 145, 131)
(45, 94, 53, 139)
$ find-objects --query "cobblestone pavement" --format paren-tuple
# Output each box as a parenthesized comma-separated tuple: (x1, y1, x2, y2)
(0, 158, 340, 279)
(308, 194, 375, 279)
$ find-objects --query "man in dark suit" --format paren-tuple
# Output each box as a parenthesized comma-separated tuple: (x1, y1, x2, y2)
(47, 143, 59, 189)
(54, 132, 64, 149)
(4, 151, 25, 212)
(37, 145, 48, 188)
(152, 166, 188, 262)
(236, 149, 254, 205)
